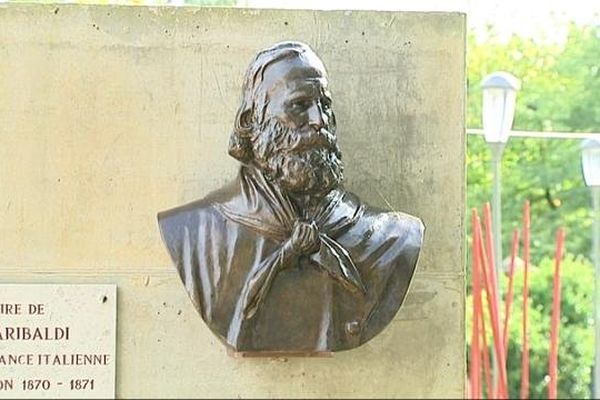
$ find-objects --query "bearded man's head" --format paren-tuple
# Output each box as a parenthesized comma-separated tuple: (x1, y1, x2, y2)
(228, 41, 343, 197)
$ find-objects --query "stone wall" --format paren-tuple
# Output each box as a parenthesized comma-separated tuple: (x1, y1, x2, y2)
(0, 5, 465, 398)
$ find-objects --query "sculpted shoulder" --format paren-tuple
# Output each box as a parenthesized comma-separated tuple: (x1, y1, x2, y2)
(358, 199, 425, 251)
(156, 179, 240, 264)
(157, 179, 239, 229)
(387, 210, 425, 249)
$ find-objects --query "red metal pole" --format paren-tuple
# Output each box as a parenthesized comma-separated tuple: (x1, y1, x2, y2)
(520, 201, 531, 399)
(475, 214, 508, 398)
(480, 307, 494, 399)
(483, 203, 500, 323)
(548, 228, 566, 399)
(471, 210, 482, 399)
(483, 203, 507, 397)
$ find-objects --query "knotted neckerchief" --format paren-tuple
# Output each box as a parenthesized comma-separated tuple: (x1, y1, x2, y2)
(216, 166, 367, 320)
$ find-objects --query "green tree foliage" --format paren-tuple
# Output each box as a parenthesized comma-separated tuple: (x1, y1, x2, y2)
(555, 25, 600, 131)
(467, 24, 600, 265)
(507, 255, 594, 398)
(468, 135, 588, 264)
(467, 255, 594, 398)
(467, 24, 600, 398)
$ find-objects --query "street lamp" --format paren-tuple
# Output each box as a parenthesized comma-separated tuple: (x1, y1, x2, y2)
(481, 72, 520, 389)
(481, 71, 520, 280)
(581, 138, 600, 399)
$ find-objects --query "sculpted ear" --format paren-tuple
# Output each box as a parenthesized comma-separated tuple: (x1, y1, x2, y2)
(238, 108, 253, 132)
(229, 108, 255, 163)
(329, 110, 337, 133)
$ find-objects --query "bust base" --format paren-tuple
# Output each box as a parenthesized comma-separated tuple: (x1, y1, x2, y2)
(227, 349, 334, 358)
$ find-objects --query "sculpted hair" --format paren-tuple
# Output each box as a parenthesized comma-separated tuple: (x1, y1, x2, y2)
(228, 41, 315, 164)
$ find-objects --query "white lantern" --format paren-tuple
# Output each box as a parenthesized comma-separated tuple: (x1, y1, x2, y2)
(481, 71, 521, 143)
(582, 138, 600, 187)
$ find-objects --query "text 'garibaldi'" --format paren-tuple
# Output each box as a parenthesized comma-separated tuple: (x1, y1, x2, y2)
(158, 41, 424, 353)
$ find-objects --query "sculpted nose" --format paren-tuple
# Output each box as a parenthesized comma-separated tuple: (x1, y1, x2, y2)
(307, 102, 327, 130)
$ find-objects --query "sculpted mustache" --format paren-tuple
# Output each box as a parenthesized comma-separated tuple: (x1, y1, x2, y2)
(283, 129, 338, 154)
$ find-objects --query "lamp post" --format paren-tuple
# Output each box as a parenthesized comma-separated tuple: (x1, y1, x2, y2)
(581, 138, 600, 399)
(481, 71, 520, 283)
(481, 72, 520, 388)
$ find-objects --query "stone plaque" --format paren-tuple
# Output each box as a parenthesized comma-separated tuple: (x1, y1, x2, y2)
(0, 284, 116, 399)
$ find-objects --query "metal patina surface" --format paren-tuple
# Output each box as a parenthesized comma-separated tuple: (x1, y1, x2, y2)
(158, 42, 424, 353)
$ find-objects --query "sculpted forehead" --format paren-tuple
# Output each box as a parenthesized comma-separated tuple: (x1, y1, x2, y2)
(261, 52, 329, 97)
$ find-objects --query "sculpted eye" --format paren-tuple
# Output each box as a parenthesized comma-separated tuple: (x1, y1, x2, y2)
(289, 100, 310, 113)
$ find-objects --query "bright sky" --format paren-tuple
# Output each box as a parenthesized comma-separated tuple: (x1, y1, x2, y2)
(241, 0, 600, 42)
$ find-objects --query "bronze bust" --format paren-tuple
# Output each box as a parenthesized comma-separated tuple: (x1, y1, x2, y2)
(158, 41, 424, 353)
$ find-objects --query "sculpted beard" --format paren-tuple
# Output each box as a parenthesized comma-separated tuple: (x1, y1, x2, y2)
(252, 117, 344, 196)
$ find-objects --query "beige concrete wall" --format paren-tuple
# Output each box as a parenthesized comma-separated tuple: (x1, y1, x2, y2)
(0, 4, 465, 398)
